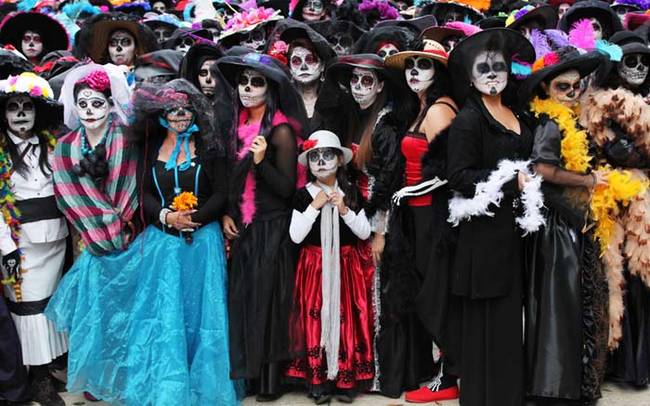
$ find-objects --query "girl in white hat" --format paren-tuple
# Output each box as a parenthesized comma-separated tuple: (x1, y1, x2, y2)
(286, 130, 374, 404)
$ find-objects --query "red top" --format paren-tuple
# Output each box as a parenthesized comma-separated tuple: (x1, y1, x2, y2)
(401, 132, 432, 207)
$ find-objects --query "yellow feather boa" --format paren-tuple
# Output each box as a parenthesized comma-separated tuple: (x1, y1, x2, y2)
(529, 97, 648, 253)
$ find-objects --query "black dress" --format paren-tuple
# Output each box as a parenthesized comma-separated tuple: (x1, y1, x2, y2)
(525, 118, 608, 402)
(227, 123, 299, 396)
(445, 93, 532, 406)
(0, 296, 28, 402)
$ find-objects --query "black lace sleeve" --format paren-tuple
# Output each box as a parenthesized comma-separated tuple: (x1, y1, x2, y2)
(365, 112, 402, 216)
(255, 123, 297, 200)
(191, 157, 227, 224)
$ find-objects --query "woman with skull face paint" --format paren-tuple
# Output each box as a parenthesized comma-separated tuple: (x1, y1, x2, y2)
(587, 32, 650, 388)
(286, 130, 374, 404)
(0, 12, 70, 65)
(522, 46, 610, 403)
(0, 72, 68, 406)
(444, 28, 536, 406)
(325, 53, 417, 397)
(380, 39, 460, 403)
(217, 53, 308, 401)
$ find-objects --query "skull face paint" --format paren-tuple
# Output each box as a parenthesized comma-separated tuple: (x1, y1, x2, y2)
(470, 51, 509, 96)
(152, 1, 166, 12)
(238, 69, 268, 108)
(544, 70, 583, 106)
(290, 46, 324, 85)
(618, 53, 649, 88)
(331, 34, 353, 56)
(174, 37, 194, 54)
(308, 147, 340, 181)
(108, 30, 136, 66)
(350, 68, 384, 110)
(198, 59, 218, 96)
(75, 88, 110, 131)
(590, 18, 603, 41)
(443, 10, 465, 24)
(377, 43, 399, 59)
(558, 3, 571, 20)
(302, 0, 325, 21)
(153, 26, 173, 44)
(404, 57, 435, 94)
(5, 95, 35, 137)
(21, 30, 43, 60)
(165, 105, 195, 133)
(239, 28, 266, 51)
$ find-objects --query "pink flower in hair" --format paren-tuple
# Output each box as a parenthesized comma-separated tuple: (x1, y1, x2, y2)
(77, 70, 111, 92)
(30, 86, 43, 97)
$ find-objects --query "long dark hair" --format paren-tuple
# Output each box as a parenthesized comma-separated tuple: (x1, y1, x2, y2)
(411, 60, 452, 129)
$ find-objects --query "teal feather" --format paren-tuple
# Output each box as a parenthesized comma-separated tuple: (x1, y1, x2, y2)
(596, 40, 623, 62)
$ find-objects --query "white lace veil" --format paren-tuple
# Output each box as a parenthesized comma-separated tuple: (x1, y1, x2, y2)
(59, 63, 132, 129)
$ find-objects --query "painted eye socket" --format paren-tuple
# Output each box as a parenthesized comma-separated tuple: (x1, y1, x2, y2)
(290, 56, 302, 67)
(350, 74, 375, 87)
(405, 58, 433, 70)
(238, 75, 267, 88)
(91, 100, 106, 108)
(250, 29, 264, 42)
(7, 102, 20, 112)
(77, 100, 88, 109)
(492, 62, 508, 72)
(556, 82, 571, 91)
(476, 62, 491, 74)
(199, 69, 210, 77)
(22, 34, 42, 44)
(321, 149, 336, 161)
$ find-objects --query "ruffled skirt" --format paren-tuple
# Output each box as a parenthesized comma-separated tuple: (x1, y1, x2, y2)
(45, 223, 241, 406)
(286, 244, 375, 393)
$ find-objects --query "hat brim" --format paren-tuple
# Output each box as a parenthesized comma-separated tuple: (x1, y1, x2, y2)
(217, 54, 289, 89)
(507, 5, 558, 31)
(385, 50, 449, 69)
(298, 146, 353, 166)
(327, 54, 390, 86)
(89, 20, 147, 63)
(521, 51, 603, 101)
(421, 26, 465, 43)
(559, 2, 624, 35)
(0, 12, 69, 55)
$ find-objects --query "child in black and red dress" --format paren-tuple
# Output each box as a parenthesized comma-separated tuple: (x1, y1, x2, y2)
(285, 130, 374, 404)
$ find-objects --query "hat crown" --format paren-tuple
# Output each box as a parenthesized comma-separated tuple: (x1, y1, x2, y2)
(305, 130, 344, 151)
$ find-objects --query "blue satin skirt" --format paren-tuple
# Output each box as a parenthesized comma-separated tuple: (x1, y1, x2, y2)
(45, 223, 241, 406)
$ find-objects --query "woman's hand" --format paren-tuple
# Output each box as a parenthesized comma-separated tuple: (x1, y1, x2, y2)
(166, 210, 200, 231)
(310, 190, 330, 210)
(517, 171, 531, 191)
(590, 171, 608, 189)
(371, 233, 385, 266)
(222, 215, 239, 239)
(250, 136, 268, 165)
(329, 192, 349, 215)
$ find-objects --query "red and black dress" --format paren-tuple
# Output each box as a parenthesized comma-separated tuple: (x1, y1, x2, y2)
(286, 183, 375, 396)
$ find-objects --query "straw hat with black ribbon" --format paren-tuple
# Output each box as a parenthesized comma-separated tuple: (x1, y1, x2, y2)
(384, 39, 449, 70)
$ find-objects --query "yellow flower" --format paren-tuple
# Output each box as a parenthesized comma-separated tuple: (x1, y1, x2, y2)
(172, 191, 198, 211)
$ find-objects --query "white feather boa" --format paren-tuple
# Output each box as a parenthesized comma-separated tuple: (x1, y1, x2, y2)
(448, 159, 545, 235)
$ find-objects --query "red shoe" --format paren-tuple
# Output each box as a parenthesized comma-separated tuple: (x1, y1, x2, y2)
(405, 385, 459, 403)
(83, 392, 101, 402)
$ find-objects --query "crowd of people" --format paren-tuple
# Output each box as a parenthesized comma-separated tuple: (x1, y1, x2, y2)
(0, 0, 649, 405)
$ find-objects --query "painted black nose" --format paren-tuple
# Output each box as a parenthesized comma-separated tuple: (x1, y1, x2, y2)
(17, 111, 25, 117)
(116, 46, 123, 52)
(488, 72, 497, 79)
(411, 68, 418, 76)
(245, 86, 251, 92)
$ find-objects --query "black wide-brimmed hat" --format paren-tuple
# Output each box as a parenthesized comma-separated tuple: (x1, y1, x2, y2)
(374, 15, 437, 36)
(179, 42, 225, 87)
(326, 53, 392, 87)
(0, 46, 33, 79)
(418, 1, 485, 24)
(0, 12, 70, 58)
(448, 27, 535, 103)
(0, 72, 63, 127)
(558, 0, 623, 38)
(275, 19, 335, 62)
(521, 47, 604, 100)
(353, 25, 413, 55)
(88, 13, 159, 63)
(506, 5, 558, 31)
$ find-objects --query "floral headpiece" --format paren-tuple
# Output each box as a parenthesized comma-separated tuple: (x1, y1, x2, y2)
(358, 0, 400, 21)
(221, 3, 281, 36)
(2, 72, 54, 99)
(268, 40, 288, 65)
(505, 5, 535, 26)
(75, 69, 111, 93)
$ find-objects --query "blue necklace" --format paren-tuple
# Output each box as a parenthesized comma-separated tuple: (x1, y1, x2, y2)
(80, 117, 111, 156)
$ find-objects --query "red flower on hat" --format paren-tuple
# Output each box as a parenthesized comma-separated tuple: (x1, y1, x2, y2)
(76, 70, 111, 92)
(303, 139, 318, 151)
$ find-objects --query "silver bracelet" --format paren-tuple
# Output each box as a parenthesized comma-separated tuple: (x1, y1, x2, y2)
(159, 208, 172, 227)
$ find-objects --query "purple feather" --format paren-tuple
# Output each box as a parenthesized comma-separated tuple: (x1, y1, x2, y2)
(544, 29, 570, 49)
(614, 0, 650, 10)
(530, 29, 552, 59)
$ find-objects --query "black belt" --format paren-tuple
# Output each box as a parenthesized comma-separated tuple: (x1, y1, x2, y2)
(7, 297, 50, 316)
(15, 196, 62, 224)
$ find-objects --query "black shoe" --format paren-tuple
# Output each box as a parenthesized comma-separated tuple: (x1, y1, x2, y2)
(336, 393, 354, 403)
(314, 393, 332, 404)
(29, 374, 65, 406)
(255, 393, 281, 402)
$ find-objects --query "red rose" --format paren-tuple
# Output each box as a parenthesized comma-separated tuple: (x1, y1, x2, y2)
(302, 139, 318, 151)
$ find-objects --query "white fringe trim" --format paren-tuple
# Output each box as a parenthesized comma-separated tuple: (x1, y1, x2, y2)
(448, 159, 545, 235)
(391, 177, 448, 207)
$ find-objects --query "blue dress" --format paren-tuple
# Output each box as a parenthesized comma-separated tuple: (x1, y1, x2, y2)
(46, 157, 241, 406)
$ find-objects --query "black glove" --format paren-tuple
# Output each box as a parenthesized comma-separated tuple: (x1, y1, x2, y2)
(2, 250, 21, 282)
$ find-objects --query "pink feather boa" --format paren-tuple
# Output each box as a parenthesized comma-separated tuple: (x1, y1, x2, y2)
(237, 109, 306, 224)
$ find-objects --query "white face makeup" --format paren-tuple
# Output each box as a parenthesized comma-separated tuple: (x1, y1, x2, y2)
(165, 105, 194, 133)
(5, 95, 35, 137)
(544, 70, 583, 106)
(239, 28, 266, 51)
(153, 26, 173, 44)
(558, 3, 571, 20)
(590, 18, 603, 41)
(108, 30, 136, 66)
(377, 43, 399, 59)
(331, 34, 353, 56)
(471, 50, 509, 96)
(75, 88, 110, 131)
(618, 53, 649, 87)
(302, 0, 325, 21)
(174, 36, 194, 54)
(350, 67, 384, 110)
(152, 1, 166, 12)
(21, 30, 43, 60)
(290, 46, 324, 85)
(404, 56, 435, 93)
(198, 59, 218, 96)
(238, 69, 268, 108)
(308, 147, 339, 181)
